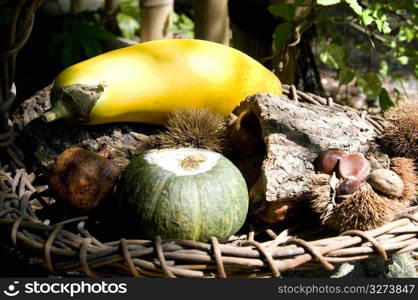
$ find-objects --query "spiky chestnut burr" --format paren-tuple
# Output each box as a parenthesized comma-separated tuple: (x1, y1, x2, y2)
(390, 157, 417, 204)
(380, 100, 418, 160)
(326, 183, 407, 232)
(157, 108, 230, 154)
(309, 175, 408, 232)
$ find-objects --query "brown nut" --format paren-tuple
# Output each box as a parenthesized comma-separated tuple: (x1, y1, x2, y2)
(48, 147, 120, 212)
(337, 153, 370, 180)
(367, 168, 404, 198)
(316, 149, 346, 175)
(336, 178, 364, 197)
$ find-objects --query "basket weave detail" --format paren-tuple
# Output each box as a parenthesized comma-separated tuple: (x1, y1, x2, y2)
(1, 162, 417, 277)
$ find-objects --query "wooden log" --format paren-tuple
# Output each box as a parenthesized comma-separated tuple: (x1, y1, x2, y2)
(11, 86, 156, 172)
(230, 93, 377, 213)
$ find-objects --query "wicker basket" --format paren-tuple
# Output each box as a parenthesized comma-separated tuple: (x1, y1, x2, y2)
(0, 1, 417, 278)
(0, 85, 417, 278)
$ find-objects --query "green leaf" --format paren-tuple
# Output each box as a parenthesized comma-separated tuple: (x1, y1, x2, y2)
(317, 0, 341, 5)
(357, 73, 382, 99)
(338, 68, 355, 84)
(397, 56, 409, 65)
(345, 0, 363, 15)
(61, 38, 81, 68)
(80, 38, 102, 58)
(120, 0, 140, 19)
(82, 25, 114, 40)
(360, 9, 374, 26)
(398, 27, 416, 43)
(166, 12, 194, 38)
(319, 43, 346, 69)
(268, 4, 296, 21)
(379, 60, 389, 76)
(378, 88, 393, 112)
(272, 22, 294, 51)
(117, 12, 140, 40)
(374, 13, 391, 34)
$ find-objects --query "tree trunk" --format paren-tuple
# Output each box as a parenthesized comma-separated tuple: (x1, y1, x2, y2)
(295, 27, 326, 96)
(228, 0, 275, 68)
(140, 0, 174, 42)
(193, 0, 230, 45)
(229, 0, 324, 92)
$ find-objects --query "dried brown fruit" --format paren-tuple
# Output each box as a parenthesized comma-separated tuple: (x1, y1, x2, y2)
(48, 147, 120, 212)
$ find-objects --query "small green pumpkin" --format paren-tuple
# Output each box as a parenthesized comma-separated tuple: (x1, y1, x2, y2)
(117, 148, 249, 242)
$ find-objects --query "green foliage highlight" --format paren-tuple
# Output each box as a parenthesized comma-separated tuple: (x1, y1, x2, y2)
(357, 73, 382, 99)
(116, 0, 140, 40)
(273, 23, 295, 51)
(338, 68, 355, 85)
(117, 13, 140, 40)
(268, 3, 296, 22)
(49, 13, 113, 68)
(166, 12, 194, 39)
(269, 0, 417, 110)
(378, 88, 393, 112)
(317, 0, 341, 6)
(320, 43, 346, 69)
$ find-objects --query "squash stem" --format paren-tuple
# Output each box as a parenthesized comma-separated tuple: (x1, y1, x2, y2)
(42, 101, 72, 123)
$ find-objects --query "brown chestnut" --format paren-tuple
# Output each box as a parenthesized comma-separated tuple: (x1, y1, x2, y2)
(316, 149, 346, 174)
(337, 153, 370, 180)
(336, 178, 364, 197)
(48, 147, 120, 212)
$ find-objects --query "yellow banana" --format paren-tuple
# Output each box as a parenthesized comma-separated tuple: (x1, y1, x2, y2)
(43, 39, 281, 125)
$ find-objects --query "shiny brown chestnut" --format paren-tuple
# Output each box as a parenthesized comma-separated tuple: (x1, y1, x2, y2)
(336, 178, 364, 197)
(316, 149, 346, 175)
(337, 153, 370, 180)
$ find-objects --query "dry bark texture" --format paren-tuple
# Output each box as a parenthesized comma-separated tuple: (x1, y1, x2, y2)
(12, 86, 155, 172)
(232, 93, 377, 206)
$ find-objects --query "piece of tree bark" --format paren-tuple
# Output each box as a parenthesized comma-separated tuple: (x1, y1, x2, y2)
(231, 93, 377, 208)
(12, 86, 156, 172)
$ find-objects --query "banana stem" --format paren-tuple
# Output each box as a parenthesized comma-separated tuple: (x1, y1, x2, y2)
(41, 101, 71, 123)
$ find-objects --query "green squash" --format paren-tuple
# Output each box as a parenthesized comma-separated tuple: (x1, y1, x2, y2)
(117, 148, 249, 242)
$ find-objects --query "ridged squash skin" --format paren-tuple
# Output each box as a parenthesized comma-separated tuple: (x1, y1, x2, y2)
(52, 39, 281, 125)
(117, 148, 249, 242)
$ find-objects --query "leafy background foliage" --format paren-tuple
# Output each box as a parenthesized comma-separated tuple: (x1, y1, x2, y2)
(1, 0, 416, 110)
(269, 0, 417, 111)
(48, 12, 114, 68)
